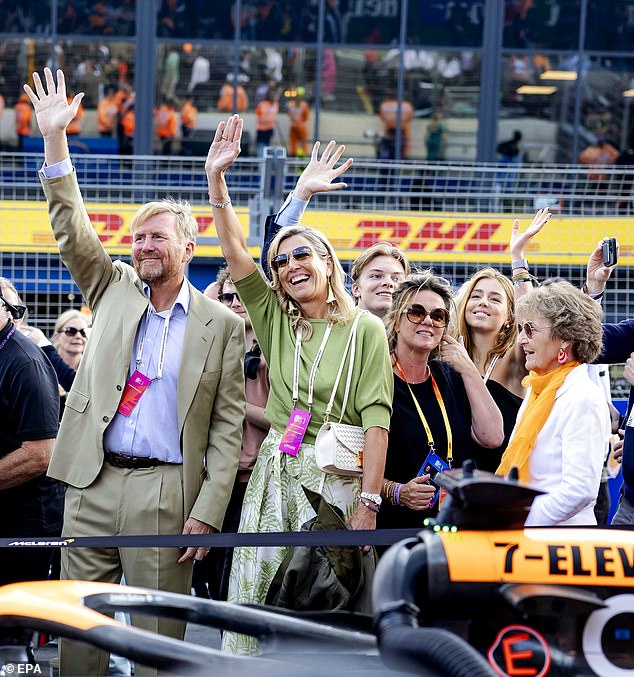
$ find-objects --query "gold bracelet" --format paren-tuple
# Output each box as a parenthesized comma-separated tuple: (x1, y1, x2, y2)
(384, 480, 398, 505)
(383, 480, 395, 503)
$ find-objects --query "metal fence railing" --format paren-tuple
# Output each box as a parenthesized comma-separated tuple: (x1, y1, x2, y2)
(3, 152, 634, 214)
(1, 152, 632, 342)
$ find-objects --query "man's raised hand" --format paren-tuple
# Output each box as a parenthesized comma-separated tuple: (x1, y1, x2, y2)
(23, 68, 84, 137)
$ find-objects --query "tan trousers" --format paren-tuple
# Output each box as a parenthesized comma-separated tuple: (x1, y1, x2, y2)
(60, 462, 193, 676)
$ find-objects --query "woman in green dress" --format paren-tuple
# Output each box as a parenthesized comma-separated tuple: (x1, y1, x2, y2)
(205, 115, 393, 655)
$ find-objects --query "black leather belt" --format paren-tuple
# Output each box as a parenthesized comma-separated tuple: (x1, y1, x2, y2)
(104, 451, 175, 469)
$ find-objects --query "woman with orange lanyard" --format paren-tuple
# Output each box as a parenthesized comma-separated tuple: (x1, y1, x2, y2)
(378, 273, 504, 529)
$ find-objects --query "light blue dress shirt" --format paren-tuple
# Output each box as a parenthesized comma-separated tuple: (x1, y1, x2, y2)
(103, 281, 190, 463)
(40, 158, 190, 463)
(275, 191, 308, 226)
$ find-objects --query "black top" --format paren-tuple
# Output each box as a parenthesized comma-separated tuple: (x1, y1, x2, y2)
(378, 361, 476, 530)
(42, 343, 77, 420)
(0, 321, 62, 533)
(497, 137, 521, 158)
(42, 343, 76, 392)
(471, 379, 523, 473)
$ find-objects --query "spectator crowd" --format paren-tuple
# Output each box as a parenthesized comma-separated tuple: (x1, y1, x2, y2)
(1, 68, 633, 670)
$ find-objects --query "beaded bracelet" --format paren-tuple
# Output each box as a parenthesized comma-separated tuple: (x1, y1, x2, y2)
(512, 272, 540, 287)
(511, 272, 531, 282)
(209, 197, 232, 208)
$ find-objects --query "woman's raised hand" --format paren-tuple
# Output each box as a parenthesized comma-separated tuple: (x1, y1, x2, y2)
(586, 237, 619, 296)
(23, 68, 84, 137)
(205, 115, 243, 177)
(294, 140, 353, 201)
(510, 207, 552, 261)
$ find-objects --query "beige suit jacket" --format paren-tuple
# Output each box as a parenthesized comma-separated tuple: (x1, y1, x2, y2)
(43, 171, 245, 530)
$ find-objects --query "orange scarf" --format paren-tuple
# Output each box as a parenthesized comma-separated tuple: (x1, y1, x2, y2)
(496, 361, 580, 481)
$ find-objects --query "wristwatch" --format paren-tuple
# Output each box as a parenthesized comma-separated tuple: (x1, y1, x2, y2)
(360, 491, 382, 506)
(511, 258, 529, 271)
(582, 282, 605, 301)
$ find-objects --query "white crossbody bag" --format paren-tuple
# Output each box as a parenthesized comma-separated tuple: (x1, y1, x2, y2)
(314, 312, 364, 477)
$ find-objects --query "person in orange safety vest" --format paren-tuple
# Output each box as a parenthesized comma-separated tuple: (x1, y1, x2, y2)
(255, 89, 279, 155)
(378, 91, 414, 158)
(14, 93, 33, 151)
(120, 103, 135, 155)
(217, 81, 248, 113)
(155, 99, 177, 155)
(97, 87, 119, 137)
(287, 94, 310, 157)
(180, 96, 197, 138)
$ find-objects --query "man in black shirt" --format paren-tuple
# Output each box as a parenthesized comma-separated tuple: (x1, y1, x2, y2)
(0, 278, 60, 646)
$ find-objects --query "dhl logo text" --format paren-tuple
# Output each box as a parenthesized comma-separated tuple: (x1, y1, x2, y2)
(351, 219, 508, 251)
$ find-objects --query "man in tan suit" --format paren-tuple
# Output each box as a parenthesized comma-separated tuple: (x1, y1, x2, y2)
(24, 68, 246, 676)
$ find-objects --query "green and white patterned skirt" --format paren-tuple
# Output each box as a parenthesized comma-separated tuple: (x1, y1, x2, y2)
(222, 427, 361, 655)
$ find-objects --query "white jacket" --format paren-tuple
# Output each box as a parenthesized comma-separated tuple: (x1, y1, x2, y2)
(512, 364, 611, 526)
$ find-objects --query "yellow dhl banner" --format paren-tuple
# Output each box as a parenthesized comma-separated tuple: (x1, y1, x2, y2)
(2, 201, 633, 264)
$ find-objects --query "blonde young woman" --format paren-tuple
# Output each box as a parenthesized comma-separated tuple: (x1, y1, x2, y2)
(205, 116, 393, 654)
(452, 209, 552, 471)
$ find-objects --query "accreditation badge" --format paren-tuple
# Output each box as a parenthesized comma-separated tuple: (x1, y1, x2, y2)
(279, 408, 311, 456)
(116, 370, 151, 417)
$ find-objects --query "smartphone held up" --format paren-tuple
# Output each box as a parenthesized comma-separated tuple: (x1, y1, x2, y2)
(602, 237, 618, 267)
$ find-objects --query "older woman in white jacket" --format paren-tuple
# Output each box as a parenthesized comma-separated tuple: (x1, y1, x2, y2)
(497, 281, 610, 526)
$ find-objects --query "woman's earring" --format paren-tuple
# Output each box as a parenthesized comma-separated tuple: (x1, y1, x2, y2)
(326, 280, 335, 303)
(558, 347, 568, 364)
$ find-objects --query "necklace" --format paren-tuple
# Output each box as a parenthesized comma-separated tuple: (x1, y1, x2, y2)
(0, 325, 16, 352)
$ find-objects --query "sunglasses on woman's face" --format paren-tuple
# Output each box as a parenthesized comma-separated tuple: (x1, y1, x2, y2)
(62, 326, 88, 338)
(271, 245, 314, 272)
(404, 304, 450, 328)
(219, 292, 240, 305)
(0, 294, 26, 320)
(517, 322, 552, 339)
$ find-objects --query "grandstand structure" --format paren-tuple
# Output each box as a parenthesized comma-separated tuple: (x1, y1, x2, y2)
(0, 1, 633, 393)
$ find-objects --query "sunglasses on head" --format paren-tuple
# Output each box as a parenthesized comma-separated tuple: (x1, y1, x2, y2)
(271, 245, 314, 272)
(0, 293, 26, 320)
(62, 326, 88, 338)
(517, 322, 552, 339)
(219, 292, 240, 305)
(404, 304, 450, 328)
